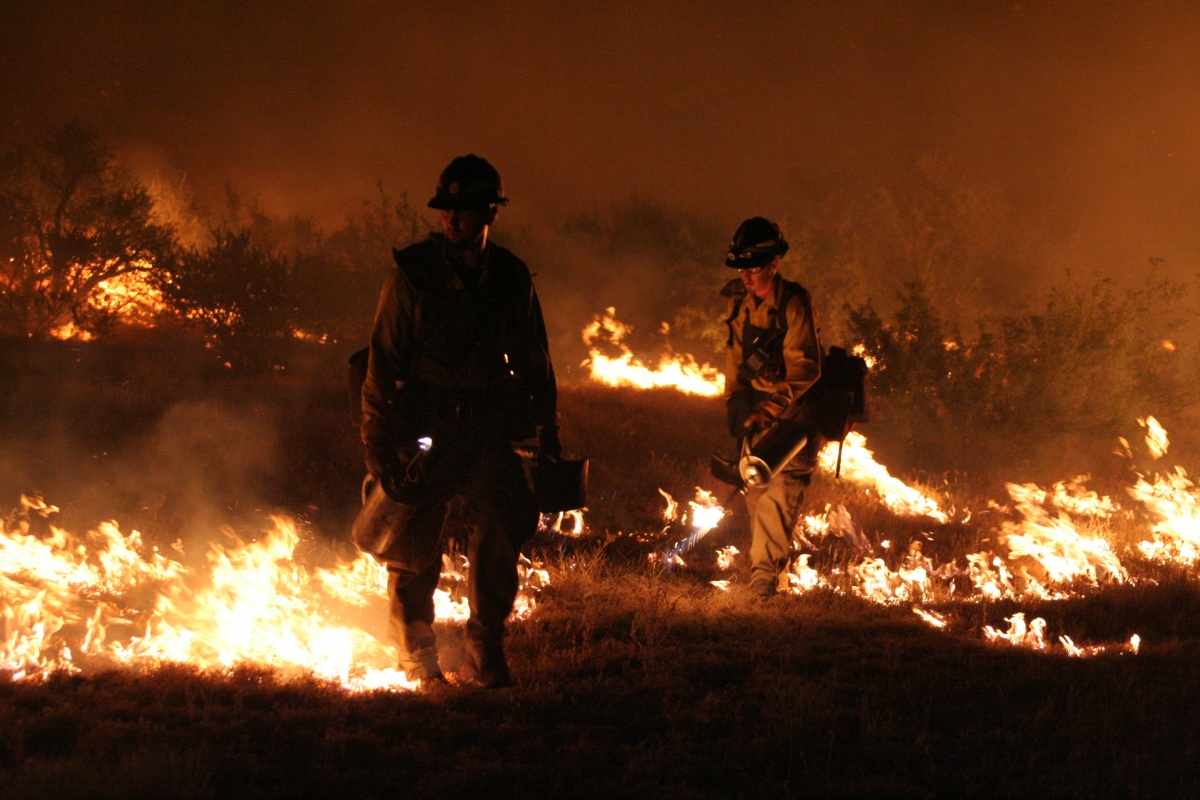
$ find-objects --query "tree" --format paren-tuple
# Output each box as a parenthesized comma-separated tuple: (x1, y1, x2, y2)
(202, 182, 427, 345)
(161, 227, 295, 365)
(0, 121, 177, 338)
(311, 185, 428, 343)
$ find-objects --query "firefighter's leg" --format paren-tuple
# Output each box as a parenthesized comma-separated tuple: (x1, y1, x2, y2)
(459, 440, 538, 687)
(385, 499, 453, 679)
(747, 436, 820, 596)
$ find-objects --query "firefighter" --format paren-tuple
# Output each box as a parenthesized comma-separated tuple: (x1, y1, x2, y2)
(359, 154, 559, 687)
(721, 217, 823, 598)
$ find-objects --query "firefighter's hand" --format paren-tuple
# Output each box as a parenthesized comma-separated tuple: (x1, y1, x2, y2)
(744, 401, 784, 433)
(380, 449, 431, 505)
(539, 424, 563, 461)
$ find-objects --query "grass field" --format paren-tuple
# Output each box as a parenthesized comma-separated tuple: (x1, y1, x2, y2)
(2, 342, 1200, 799)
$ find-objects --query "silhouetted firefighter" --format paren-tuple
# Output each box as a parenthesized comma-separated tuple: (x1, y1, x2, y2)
(711, 217, 867, 599)
(351, 155, 562, 688)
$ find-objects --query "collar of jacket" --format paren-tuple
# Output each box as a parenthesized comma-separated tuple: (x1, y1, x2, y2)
(430, 232, 491, 288)
(743, 274, 783, 313)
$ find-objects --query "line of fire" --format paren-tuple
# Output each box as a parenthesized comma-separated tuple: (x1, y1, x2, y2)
(3, 122, 1200, 697)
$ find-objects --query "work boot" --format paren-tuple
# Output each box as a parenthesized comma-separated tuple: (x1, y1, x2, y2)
(462, 640, 513, 689)
(748, 576, 777, 600)
(400, 646, 444, 686)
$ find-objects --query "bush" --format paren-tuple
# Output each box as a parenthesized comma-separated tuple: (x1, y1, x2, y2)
(847, 277, 1200, 479)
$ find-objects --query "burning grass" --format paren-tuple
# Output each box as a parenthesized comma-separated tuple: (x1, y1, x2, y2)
(3, 573, 1200, 798)
(3, 344, 1200, 796)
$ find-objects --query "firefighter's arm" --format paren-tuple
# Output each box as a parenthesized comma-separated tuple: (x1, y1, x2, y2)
(361, 270, 414, 478)
(526, 285, 559, 429)
(723, 298, 755, 436)
(761, 293, 821, 420)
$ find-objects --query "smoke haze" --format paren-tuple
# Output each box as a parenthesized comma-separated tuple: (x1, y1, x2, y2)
(4, 1, 1200, 338)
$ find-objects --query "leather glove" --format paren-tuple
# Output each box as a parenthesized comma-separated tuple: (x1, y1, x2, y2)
(744, 400, 784, 434)
(539, 424, 563, 461)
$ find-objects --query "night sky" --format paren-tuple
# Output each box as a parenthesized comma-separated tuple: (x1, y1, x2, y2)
(4, 1, 1200, 280)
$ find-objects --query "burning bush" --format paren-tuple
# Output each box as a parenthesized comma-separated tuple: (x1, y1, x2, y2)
(0, 122, 177, 340)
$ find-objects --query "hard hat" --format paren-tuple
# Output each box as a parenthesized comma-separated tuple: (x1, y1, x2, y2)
(427, 154, 509, 210)
(725, 216, 788, 269)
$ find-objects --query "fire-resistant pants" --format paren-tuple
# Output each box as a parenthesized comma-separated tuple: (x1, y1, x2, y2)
(744, 431, 823, 592)
(383, 430, 538, 676)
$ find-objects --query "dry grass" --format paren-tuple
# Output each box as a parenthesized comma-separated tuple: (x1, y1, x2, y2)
(3, 343, 1200, 798)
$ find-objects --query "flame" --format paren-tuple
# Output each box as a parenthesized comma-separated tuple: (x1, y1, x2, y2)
(49, 269, 168, 340)
(913, 607, 948, 628)
(48, 321, 95, 342)
(784, 553, 824, 593)
(661, 488, 728, 567)
(1047, 476, 1117, 519)
(542, 509, 586, 536)
(659, 488, 679, 524)
(292, 328, 332, 344)
(1000, 482, 1127, 587)
(984, 613, 1049, 651)
(688, 488, 726, 533)
(851, 343, 876, 370)
(1140, 415, 1170, 460)
(819, 432, 949, 522)
(1129, 466, 1200, 565)
(1, 501, 545, 690)
(582, 308, 725, 396)
(715, 545, 739, 570)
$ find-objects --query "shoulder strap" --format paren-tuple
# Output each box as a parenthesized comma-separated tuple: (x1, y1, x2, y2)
(392, 238, 448, 292)
(722, 278, 746, 348)
(773, 279, 810, 338)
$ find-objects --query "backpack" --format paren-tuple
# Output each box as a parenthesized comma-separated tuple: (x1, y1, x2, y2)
(809, 345, 869, 443)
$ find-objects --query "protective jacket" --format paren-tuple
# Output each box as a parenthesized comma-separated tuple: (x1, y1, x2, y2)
(722, 274, 824, 598)
(361, 233, 557, 477)
(357, 231, 555, 681)
(722, 276, 822, 425)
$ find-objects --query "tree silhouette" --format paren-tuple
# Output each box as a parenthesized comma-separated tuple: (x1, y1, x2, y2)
(162, 227, 295, 366)
(0, 122, 177, 339)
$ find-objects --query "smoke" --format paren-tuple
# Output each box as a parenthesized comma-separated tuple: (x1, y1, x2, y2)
(500, 198, 731, 376)
(5, 2, 1200, 294)
(0, 344, 298, 556)
(118, 399, 281, 551)
(5, 1, 1200, 492)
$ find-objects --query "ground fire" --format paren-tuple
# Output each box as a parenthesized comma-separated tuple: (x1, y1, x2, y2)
(0, 502, 548, 691)
(4, 320, 1192, 690)
(583, 308, 725, 396)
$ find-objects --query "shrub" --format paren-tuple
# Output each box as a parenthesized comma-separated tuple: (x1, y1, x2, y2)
(848, 277, 1200, 478)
